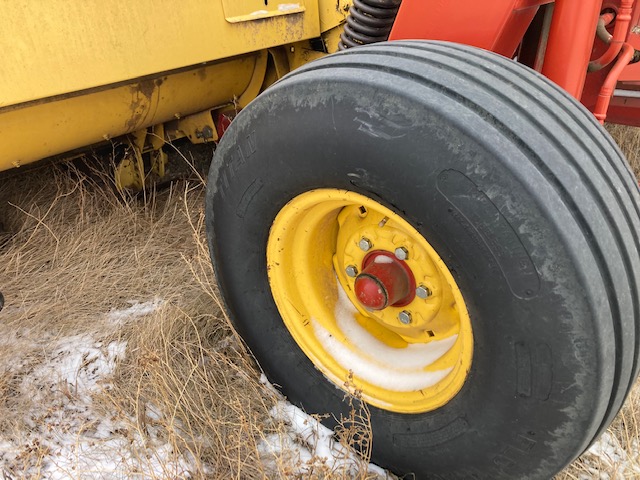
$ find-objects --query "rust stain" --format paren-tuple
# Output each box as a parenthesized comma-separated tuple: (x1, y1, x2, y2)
(125, 80, 157, 131)
(138, 79, 156, 100)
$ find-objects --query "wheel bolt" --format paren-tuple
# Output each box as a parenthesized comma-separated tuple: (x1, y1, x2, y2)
(398, 310, 412, 324)
(358, 237, 372, 252)
(394, 247, 409, 261)
(346, 265, 358, 277)
(416, 285, 431, 299)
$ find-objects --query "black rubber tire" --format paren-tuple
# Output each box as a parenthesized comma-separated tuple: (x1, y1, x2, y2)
(205, 41, 640, 479)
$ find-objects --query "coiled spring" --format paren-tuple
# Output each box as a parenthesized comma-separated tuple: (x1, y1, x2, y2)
(339, 0, 403, 50)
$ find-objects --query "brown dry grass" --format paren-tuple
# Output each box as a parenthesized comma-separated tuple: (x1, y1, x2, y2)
(0, 156, 378, 479)
(0, 126, 640, 478)
(609, 123, 640, 176)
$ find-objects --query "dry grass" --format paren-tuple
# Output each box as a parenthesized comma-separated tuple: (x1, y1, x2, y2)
(608, 123, 640, 177)
(0, 155, 378, 479)
(0, 126, 639, 478)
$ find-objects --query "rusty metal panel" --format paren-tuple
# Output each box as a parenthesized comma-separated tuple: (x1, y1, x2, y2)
(0, 0, 320, 108)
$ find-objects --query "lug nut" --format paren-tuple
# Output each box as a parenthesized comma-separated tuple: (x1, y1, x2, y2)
(394, 247, 409, 261)
(346, 265, 358, 277)
(398, 310, 412, 324)
(416, 285, 431, 299)
(358, 237, 372, 252)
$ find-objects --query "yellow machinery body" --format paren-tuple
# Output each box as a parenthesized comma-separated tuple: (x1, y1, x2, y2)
(0, 0, 349, 172)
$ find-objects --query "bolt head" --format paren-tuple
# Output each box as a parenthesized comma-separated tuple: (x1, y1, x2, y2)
(416, 285, 431, 299)
(345, 265, 358, 278)
(358, 237, 372, 252)
(398, 310, 412, 324)
(394, 247, 409, 261)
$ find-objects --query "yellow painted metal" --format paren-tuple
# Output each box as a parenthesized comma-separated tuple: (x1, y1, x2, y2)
(0, 0, 348, 172)
(236, 51, 270, 109)
(151, 150, 168, 179)
(335, 206, 460, 343)
(222, 0, 306, 23)
(268, 48, 292, 79)
(1, 1, 320, 108)
(149, 124, 166, 151)
(261, 50, 288, 91)
(0, 56, 257, 172)
(286, 41, 328, 70)
(267, 189, 473, 413)
(115, 157, 143, 192)
(176, 110, 219, 144)
(318, 0, 351, 33)
(322, 24, 347, 53)
(115, 124, 173, 190)
(115, 130, 147, 191)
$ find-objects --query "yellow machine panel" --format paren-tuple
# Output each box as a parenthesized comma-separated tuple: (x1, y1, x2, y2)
(221, 0, 307, 23)
(0, 0, 350, 173)
(0, 56, 260, 169)
(1, 0, 320, 107)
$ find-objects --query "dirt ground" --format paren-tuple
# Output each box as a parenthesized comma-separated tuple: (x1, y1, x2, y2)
(0, 128, 639, 479)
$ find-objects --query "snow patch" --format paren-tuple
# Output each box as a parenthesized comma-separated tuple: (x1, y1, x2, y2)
(21, 334, 125, 403)
(0, 302, 198, 478)
(106, 299, 162, 324)
(582, 432, 640, 479)
(259, 400, 389, 478)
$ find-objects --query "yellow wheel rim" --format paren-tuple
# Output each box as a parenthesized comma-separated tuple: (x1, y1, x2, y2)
(266, 189, 473, 413)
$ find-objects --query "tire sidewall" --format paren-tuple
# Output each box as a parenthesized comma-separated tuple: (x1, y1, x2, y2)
(206, 74, 605, 478)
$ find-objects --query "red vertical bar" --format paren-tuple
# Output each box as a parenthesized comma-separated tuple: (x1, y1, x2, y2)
(541, 0, 602, 99)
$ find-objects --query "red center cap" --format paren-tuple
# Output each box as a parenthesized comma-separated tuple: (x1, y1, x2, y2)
(354, 251, 415, 310)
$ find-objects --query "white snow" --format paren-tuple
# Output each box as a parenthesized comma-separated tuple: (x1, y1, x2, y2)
(0, 295, 394, 479)
(258, 376, 390, 478)
(312, 281, 456, 391)
(106, 299, 163, 325)
(0, 300, 198, 479)
(22, 334, 125, 402)
(581, 431, 640, 479)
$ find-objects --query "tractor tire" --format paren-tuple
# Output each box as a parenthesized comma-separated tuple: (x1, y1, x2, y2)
(205, 41, 640, 479)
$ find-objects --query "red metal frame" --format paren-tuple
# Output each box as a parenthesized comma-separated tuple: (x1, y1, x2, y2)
(541, 0, 601, 99)
(389, 0, 640, 126)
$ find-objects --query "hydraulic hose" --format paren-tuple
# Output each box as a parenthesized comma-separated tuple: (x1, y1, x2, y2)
(589, 1, 633, 72)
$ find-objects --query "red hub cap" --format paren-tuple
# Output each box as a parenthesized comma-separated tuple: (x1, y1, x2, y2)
(354, 251, 416, 310)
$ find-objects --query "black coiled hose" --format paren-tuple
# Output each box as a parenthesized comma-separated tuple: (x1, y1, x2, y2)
(338, 0, 403, 50)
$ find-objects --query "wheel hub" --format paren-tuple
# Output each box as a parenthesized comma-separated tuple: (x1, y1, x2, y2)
(266, 189, 473, 413)
(354, 251, 416, 310)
